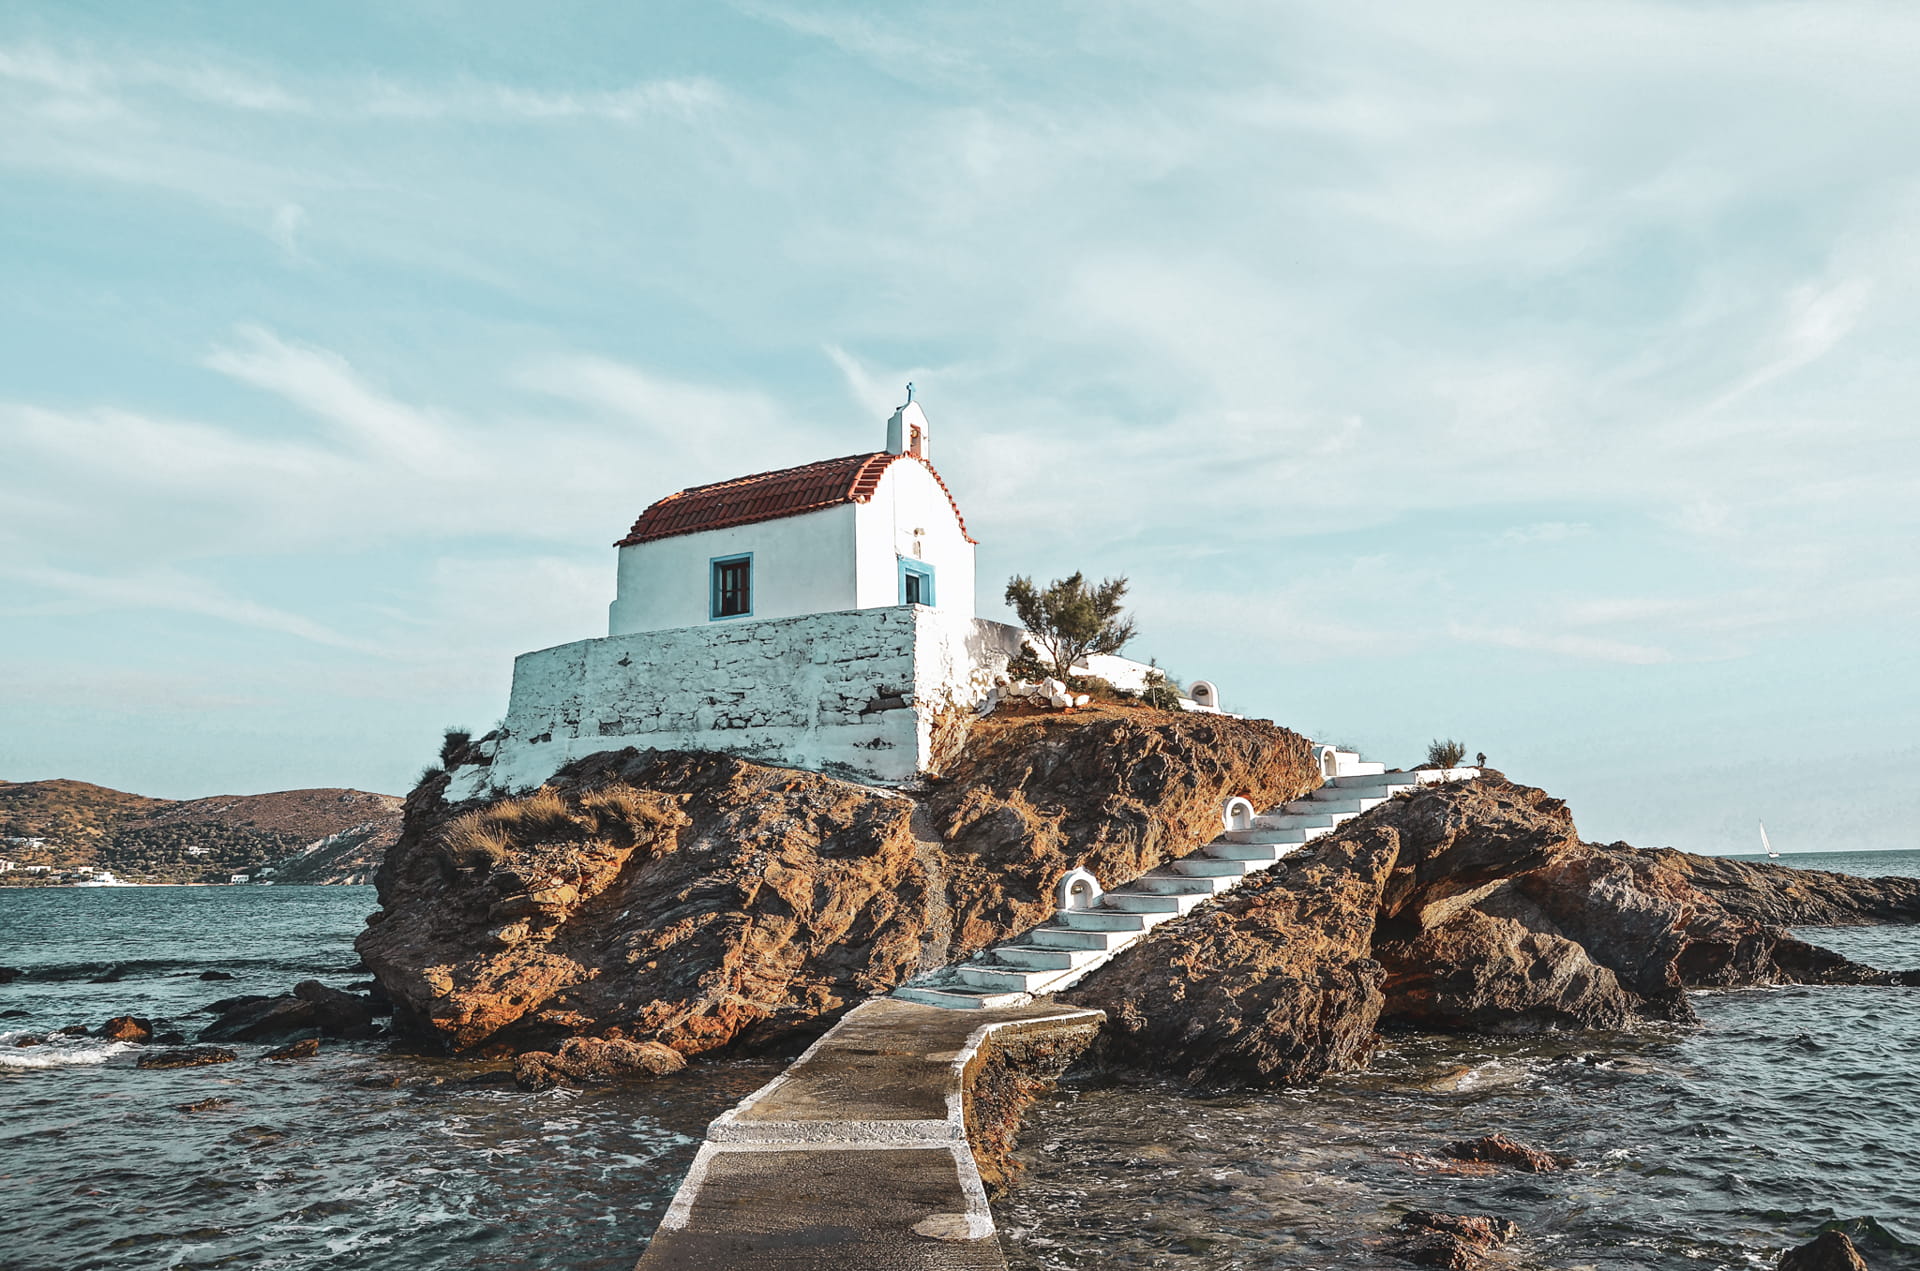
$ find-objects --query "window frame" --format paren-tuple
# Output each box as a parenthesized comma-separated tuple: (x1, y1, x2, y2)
(709, 552, 755, 621)
(897, 557, 936, 607)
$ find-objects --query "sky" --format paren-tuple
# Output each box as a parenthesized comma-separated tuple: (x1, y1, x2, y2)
(2, 1, 1917, 856)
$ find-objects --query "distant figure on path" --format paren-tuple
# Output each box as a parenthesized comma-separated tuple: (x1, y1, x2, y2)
(1476, 751, 1487, 768)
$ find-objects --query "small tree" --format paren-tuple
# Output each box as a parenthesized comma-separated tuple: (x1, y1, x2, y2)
(1004, 572, 1137, 676)
(1425, 738, 1467, 769)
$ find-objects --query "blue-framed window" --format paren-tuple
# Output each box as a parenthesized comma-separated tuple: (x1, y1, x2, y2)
(710, 553, 753, 620)
(898, 557, 935, 607)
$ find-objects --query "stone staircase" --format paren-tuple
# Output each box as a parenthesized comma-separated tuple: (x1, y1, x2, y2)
(893, 749, 1479, 1010)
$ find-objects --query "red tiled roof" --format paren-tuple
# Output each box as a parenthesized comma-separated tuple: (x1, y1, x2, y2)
(615, 451, 976, 546)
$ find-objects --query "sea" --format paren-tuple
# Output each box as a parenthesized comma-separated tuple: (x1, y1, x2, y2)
(2, 850, 1916, 1271)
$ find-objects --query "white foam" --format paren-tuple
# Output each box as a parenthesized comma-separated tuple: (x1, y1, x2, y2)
(0, 1033, 132, 1070)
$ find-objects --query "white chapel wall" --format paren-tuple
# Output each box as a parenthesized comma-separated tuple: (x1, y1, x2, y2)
(852, 460, 976, 617)
(608, 504, 859, 636)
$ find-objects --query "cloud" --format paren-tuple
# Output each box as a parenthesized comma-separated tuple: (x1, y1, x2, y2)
(0, 563, 376, 651)
(1448, 622, 1673, 666)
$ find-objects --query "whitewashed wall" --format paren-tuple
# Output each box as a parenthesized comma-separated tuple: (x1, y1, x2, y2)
(446, 607, 1027, 799)
(608, 504, 859, 635)
(852, 460, 977, 618)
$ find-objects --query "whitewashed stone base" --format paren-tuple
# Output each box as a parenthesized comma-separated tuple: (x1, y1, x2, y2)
(445, 606, 1029, 799)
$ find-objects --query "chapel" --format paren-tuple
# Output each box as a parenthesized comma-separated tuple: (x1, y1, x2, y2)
(606, 399, 976, 634)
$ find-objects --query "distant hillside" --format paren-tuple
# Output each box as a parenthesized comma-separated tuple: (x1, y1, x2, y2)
(0, 780, 402, 885)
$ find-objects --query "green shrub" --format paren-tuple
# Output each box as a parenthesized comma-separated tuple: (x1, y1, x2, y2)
(1139, 666, 1185, 712)
(1004, 572, 1137, 675)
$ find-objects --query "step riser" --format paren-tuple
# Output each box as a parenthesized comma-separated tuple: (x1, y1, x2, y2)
(992, 947, 1098, 970)
(1106, 891, 1210, 914)
(1253, 812, 1352, 831)
(1057, 909, 1152, 932)
(1173, 858, 1252, 877)
(1136, 874, 1230, 896)
(1285, 797, 1385, 815)
(892, 987, 1028, 1010)
(1029, 927, 1125, 950)
(1225, 826, 1328, 845)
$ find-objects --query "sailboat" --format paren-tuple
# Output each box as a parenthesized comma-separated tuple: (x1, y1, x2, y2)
(1760, 821, 1779, 860)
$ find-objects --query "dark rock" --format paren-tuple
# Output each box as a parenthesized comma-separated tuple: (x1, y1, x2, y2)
(1780, 1231, 1870, 1271)
(177, 1097, 234, 1112)
(291, 980, 378, 1038)
(198, 970, 235, 981)
(354, 1073, 405, 1089)
(12, 1033, 44, 1047)
(197, 984, 375, 1043)
(458, 1069, 520, 1088)
(198, 996, 318, 1043)
(512, 1037, 688, 1090)
(138, 1046, 238, 1069)
(57, 1024, 91, 1037)
(154, 1031, 186, 1045)
(262, 1038, 321, 1061)
(0, 967, 20, 985)
(1442, 1133, 1564, 1173)
(1386, 1211, 1519, 1270)
(98, 1015, 155, 1042)
(0, 1009, 28, 1018)
(201, 994, 273, 1015)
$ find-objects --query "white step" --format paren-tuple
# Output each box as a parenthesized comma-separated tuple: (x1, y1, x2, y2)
(956, 963, 1052, 992)
(1283, 795, 1386, 815)
(1223, 824, 1331, 845)
(1135, 870, 1233, 896)
(992, 944, 1105, 971)
(1102, 889, 1209, 914)
(1252, 810, 1355, 831)
(893, 986, 1030, 1010)
(1057, 908, 1156, 932)
(1206, 838, 1307, 862)
(1172, 856, 1254, 877)
(1028, 924, 1133, 950)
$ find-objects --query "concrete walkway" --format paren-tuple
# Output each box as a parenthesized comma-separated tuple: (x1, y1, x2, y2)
(635, 997, 1103, 1270)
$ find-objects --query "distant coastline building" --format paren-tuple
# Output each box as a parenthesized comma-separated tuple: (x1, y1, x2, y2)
(445, 395, 1173, 798)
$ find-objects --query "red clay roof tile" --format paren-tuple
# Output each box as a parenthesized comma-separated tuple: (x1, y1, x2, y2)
(615, 451, 975, 546)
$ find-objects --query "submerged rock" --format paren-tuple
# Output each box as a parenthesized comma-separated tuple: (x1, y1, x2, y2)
(0, 967, 20, 985)
(512, 1037, 687, 1090)
(1442, 1133, 1564, 1173)
(359, 710, 1318, 1056)
(1386, 1211, 1519, 1270)
(198, 970, 235, 981)
(262, 1038, 321, 1061)
(1780, 1230, 1870, 1271)
(138, 1046, 238, 1069)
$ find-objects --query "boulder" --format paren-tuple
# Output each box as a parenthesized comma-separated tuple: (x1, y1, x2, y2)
(198, 970, 235, 981)
(198, 996, 318, 1043)
(1780, 1231, 1870, 1271)
(262, 1038, 321, 1061)
(57, 1024, 91, 1037)
(1386, 1212, 1519, 1270)
(1442, 1133, 1563, 1173)
(512, 1037, 688, 1090)
(198, 983, 377, 1043)
(137, 1046, 238, 1069)
(98, 1015, 155, 1043)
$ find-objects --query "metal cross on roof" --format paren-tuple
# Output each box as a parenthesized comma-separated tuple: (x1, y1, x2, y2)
(905, 381, 915, 403)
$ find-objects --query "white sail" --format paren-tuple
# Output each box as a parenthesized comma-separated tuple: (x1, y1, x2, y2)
(1760, 821, 1778, 858)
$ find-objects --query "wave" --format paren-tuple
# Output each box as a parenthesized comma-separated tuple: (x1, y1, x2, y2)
(0, 1033, 133, 1070)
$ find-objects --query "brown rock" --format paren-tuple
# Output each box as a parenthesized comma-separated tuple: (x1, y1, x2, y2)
(12, 1033, 44, 1048)
(57, 1024, 91, 1037)
(98, 1015, 155, 1042)
(1066, 821, 1396, 1086)
(262, 1038, 321, 1061)
(137, 1046, 238, 1069)
(358, 710, 1318, 1056)
(1442, 1133, 1563, 1172)
(1780, 1231, 1870, 1271)
(1386, 1211, 1519, 1270)
(512, 1037, 688, 1090)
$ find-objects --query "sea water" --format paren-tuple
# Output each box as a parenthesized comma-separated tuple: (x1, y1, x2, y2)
(0, 886, 777, 1271)
(1, 855, 1915, 1270)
